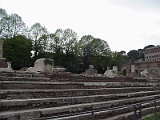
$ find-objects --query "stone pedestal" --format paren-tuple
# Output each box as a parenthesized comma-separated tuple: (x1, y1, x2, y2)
(0, 58, 8, 68)
(113, 66, 118, 73)
(0, 38, 12, 71)
(85, 68, 97, 75)
(85, 65, 98, 76)
(0, 58, 12, 71)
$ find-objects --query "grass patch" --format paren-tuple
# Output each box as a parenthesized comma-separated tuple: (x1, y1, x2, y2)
(145, 112, 160, 120)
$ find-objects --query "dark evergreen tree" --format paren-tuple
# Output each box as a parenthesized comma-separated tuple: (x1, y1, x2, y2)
(3, 35, 32, 70)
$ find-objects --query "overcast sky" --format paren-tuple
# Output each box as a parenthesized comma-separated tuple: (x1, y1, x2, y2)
(1, 0, 160, 53)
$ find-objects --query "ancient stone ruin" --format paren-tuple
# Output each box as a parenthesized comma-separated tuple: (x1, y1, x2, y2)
(104, 66, 119, 78)
(84, 65, 98, 76)
(0, 38, 12, 71)
(52, 66, 66, 73)
(1, 69, 160, 120)
(1, 39, 160, 120)
(26, 58, 54, 73)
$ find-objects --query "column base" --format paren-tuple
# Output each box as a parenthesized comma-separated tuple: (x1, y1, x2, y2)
(0, 58, 8, 68)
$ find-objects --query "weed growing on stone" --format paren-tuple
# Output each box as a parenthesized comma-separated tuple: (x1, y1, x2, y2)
(145, 112, 160, 120)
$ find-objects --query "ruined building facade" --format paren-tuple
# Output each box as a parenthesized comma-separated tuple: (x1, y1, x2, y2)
(120, 45, 160, 78)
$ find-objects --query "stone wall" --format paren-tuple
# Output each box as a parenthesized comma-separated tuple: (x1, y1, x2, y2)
(120, 61, 160, 78)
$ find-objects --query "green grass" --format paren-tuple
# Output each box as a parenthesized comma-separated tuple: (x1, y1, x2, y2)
(145, 112, 160, 120)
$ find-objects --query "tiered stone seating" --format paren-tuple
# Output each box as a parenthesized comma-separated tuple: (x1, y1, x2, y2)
(0, 72, 160, 120)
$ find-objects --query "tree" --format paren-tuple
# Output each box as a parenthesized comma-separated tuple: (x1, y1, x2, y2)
(49, 29, 64, 54)
(49, 29, 65, 66)
(144, 45, 155, 49)
(62, 28, 78, 54)
(137, 49, 144, 60)
(0, 12, 26, 38)
(3, 35, 32, 70)
(78, 35, 95, 70)
(111, 52, 124, 69)
(0, 8, 8, 37)
(78, 35, 111, 73)
(119, 50, 126, 55)
(0, 8, 7, 18)
(127, 50, 139, 62)
(29, 23, 48, 59)
(90, 38, 111, 72)
(48, 28, 80, 73)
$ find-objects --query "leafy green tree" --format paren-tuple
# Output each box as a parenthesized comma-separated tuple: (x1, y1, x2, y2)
(49, 29, 64, 54)
(49, 28, 80, 73)
(49, 29, 65, 66)
(119, 50, 126, 55)
(0, 8, 8, 36)
(3, 35, 32, 70)
(29, 23, 48, 59)
(0, 8, 7, 18)
(90, 38, 111, 72)
(62, 29, 79, 72)
(78, 35, 94, 70)
(137, 49, 144, 60)
(111, 52, 124, 69)
(127, 50, 139, 62)
(144, 45, 155, 49)
(78, 35, 111, 73)
(0, 12, 26, 38)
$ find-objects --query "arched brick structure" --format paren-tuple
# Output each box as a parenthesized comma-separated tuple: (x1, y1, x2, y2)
(120, 65, 131, 76)
(120, 61, 160, 78)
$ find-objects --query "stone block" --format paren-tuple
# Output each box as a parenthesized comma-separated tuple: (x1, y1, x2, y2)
(85, 68, 97, 75)
(0, 58, 7, 68)
(52, 66, 66, 73)
(26, 67, 37, 73)
(104, 70, 118, 78)
(131, 65, 135, 72)
(34, 58, 54, 73)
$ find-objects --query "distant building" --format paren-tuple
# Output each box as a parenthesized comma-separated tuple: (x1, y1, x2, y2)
(144, 45, 160, 62)
(120, 45, 160, 78)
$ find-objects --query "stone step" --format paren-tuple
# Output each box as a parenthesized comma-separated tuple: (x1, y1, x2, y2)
(0, 87, 158, 99)
(97, 103, 160, 120)
(1, 94, 160, 120)
(0, 72, 45, 78)
(1, 81, 160, 89)
(31, 100, 160, 120)
(0, 77, 50, 81)
(45, 73, 148, 82)
(0, 81, 84, 89)
(1, 90, 160, 112)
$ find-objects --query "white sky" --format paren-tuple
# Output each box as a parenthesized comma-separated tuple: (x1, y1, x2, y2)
(1, 0, 160, 53)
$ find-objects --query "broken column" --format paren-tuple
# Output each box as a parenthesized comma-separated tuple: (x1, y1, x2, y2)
(113, 66, 118, 73)
(0, 38, 8, 69)
(128, 65, 137, 77)
(131, 65, 135, 72)
(85, 65, 98, 76)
